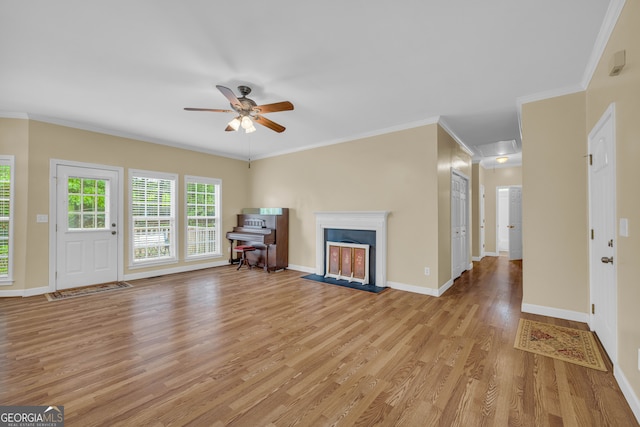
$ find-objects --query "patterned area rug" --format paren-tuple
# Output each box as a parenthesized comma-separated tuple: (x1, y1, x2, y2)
(45, 282, 133, 301)
(514, 319, 607, 371)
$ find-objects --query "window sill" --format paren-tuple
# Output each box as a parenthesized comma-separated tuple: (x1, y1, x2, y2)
(128, 258, 178, 270)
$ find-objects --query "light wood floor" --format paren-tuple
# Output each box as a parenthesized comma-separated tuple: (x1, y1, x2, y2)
(1, 257, 637, 426)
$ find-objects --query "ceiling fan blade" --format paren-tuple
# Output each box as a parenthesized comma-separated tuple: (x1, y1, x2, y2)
(184, 107, 234, 113)
(254, 115, 286, 133)
(216, 85, 242, 109)
(253, 101, 294, 114)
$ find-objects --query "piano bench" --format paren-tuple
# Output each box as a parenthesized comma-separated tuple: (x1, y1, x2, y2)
(233, 245, 256, 270)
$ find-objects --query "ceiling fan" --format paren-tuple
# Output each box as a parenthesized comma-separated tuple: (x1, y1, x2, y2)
(184, 85, 294, 133)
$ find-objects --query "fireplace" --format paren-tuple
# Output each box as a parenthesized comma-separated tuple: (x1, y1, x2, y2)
(314, 211, 389, 288)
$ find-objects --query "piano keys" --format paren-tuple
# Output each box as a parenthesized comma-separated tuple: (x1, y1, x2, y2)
(226, 208, 289, 272)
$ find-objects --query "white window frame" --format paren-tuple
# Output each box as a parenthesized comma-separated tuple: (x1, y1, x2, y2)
(184, 175, 222, 260)
(0, 155, 14, 284)
(129, 169, 178, 268)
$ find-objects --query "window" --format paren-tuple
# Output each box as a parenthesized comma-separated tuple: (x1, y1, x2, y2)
(67, 177, 108, 230)
(0, 156, 14, 282)
(185, 176, 221, 259)
(130, 170, 177, 265)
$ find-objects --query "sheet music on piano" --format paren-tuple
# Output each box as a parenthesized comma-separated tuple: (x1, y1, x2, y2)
(226, 208, 289, 272)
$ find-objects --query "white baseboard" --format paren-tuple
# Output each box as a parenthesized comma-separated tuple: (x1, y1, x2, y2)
(0, 286, 49, 297)
(388, 281, 439, 296)
(388, 278, 455, 297)
(124, 259, 229, 281)
(438, 278, 455, 296)
(521, 303, 589, 323)
(467, 262, 474, 270)
(472, 256, 482, 262)
(287, 264, 315, 274)
(615, 365, 640, 424)
(485, 252, 499, 257)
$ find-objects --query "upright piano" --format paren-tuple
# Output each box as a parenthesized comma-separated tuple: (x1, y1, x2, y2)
(226, 208, 289, 272)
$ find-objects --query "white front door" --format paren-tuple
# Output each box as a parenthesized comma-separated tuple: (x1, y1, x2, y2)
(508, 186, 523, 260)
(589, 104, 617, 362)
(56, 165, 119, 290)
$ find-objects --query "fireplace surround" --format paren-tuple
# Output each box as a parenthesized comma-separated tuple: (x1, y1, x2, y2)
(314, 211, 389, 288)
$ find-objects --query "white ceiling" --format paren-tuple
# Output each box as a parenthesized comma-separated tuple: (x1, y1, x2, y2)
(0, 1, 614, 165)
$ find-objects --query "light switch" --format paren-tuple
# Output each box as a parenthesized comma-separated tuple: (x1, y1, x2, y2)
(619, 218, 629, 237)
(36, 214, 48, 223)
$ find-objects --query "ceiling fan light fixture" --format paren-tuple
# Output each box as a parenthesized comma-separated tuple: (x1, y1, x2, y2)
(241, 116, 256, 133)
(496, 156, 508, 164)
(228, 117, 241, 131)
(240, 116, 253, 129)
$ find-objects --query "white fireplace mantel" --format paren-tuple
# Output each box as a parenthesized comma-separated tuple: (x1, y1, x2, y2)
(314, 211, 389, 287)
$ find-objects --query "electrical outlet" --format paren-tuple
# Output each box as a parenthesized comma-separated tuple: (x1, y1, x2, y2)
(424, 267, 430, 276)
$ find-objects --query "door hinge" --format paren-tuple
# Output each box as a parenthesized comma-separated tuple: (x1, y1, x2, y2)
(589, 154, 593, 165)
(591, 229, 594, 240)
(592, 304, 595, 314)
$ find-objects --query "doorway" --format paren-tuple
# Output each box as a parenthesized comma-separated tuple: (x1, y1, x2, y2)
(50, 161, 123, 291)
(496, 186, 522, 260)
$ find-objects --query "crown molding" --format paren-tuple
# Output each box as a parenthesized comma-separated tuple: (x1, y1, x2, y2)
(252, 116, 440, 160)
(516, 0, 626, 135)
(437, 117, 475, 156)
(581, 0, 627, 88)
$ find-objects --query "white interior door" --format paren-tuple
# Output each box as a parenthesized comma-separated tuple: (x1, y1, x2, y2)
(56, 165, 119, 290)
(451, 172, 468, 279)
(508, 187, 522, 260)
(480, 184, 485, 258)
(498, 188, 510, 252)
(589, 104, 617, 362)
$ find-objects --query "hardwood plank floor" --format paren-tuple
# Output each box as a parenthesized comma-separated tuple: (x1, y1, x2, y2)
(0, 256, 637, 426)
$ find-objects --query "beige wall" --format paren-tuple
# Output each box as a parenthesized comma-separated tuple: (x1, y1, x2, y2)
(437, 125, 472, 286)
(585, 0, 640, 405)
(0, 119, 249, 291)
(248, 123, 470, 291)
(471, 163, 483, 258)
(482, 166, 522, 255)
(0, 119, 30, 292)
(521, 92, 588, 314)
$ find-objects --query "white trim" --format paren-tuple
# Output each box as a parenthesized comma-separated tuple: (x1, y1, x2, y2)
(388, 278, 455, 297)
(521, 303, 589, 323)
(388, 281, 438, 296)
(485, 251, 499, 257)
(438, 118, 475, 156)
(516, 0, 627, 142)
(0, 286, 49, 297)
(288, 264, 315, 274)
(49, 159, 125, 292)
(615, 366, 640, 424)
(123, 258, 229, 281)
(183, 175, 223, 260)
(0, 156, 15, 283)
(0, 112, 29, 120)
(472, 256, 483, 262)
(314, 211, 389, 287)
(580, 0, 627, 88)
(254, 117, 440, 161)
(129, 168, 178, 268)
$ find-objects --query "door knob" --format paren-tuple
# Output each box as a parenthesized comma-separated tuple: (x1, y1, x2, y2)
(601, 256, 613, 264)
